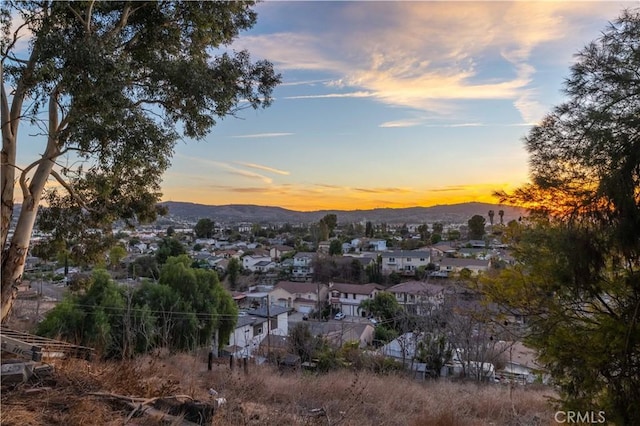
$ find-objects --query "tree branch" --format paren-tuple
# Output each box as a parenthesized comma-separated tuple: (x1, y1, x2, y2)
(48, 169, 91, 211)
(85, 0, 96, 35)
(66, 4, 87, 29)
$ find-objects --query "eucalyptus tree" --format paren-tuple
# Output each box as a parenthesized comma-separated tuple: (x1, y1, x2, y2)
(1, 1, 280, 321)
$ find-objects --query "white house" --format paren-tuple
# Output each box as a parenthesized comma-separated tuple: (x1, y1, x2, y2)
(226, 305, 289, 358)
(386, 281, 446, 314)
(438, 258, 491, 276)
(380, 250, 431, 275)
(328, 282, 384, 317)
(242, 255, 273, 272)
(269, 245, 294, 261)
(269, 281, 329, 314)
(292, 252, 315, 281)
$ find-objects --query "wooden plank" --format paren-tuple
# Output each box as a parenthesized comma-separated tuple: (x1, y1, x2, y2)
(0, 335, 42, 361)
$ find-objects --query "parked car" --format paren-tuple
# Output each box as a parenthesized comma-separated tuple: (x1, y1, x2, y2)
(334, 312, 346, 320)
(369, 317, 378, 325)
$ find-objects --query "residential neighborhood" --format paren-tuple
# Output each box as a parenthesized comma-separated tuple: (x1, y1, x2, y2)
(10, 205, 543, 387)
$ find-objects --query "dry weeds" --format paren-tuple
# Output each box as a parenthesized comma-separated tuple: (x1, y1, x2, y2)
(1, 353, 558, 426)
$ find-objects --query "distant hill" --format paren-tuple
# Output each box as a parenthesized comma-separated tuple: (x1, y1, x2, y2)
(159, 201, 527, 225)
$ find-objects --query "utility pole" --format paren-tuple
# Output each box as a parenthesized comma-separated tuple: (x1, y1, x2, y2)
(267, 298, 271, 361)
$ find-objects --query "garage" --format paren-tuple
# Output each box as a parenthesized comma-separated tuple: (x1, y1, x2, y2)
(297, 305, 313, 314)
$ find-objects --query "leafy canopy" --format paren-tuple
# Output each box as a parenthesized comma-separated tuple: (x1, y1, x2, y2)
(487, 9, 640, 424)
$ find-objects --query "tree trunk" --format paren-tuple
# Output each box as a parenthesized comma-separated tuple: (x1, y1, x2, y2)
(1, 89, 60, 322)
(1, 153, 55, 321)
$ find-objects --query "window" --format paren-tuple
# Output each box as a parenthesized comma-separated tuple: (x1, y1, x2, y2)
(406, 258, 412, 262)
(352, 294, 356, 299)
(420, 258, 426, 262)
(388, 257, 395, 263)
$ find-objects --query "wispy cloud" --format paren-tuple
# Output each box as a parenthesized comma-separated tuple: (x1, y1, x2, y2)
(235, 162, 290, 176)
(232, 132, 294, 138)
(423, 122, 486, 128)
(314, 183, 344, 189)
(353, 187, 412, 194)
(208, 161, 273, 184)
(285, 91, 374, 100)
(234, 2, 622, 123)
(429, 185, 470, 193)
(379, 119, 424, 128)
(281, 79, 332, 87)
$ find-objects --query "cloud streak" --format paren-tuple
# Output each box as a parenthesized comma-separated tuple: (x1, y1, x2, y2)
(235, 162, 290, 176)
(232, 132, 294, 138)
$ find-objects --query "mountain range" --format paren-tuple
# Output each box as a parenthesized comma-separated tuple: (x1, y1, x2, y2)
(159, 201, 527, 225)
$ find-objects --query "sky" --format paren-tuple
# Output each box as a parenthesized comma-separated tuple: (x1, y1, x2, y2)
(162, 1, 634, 211)
(11, 1, 637, 212)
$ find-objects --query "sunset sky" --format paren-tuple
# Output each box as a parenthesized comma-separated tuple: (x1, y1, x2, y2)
(12, 1, 636, 212)
(162, 1, 633, 211)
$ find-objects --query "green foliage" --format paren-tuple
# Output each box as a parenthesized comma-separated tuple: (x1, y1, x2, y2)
(2, 1, 280, 318)
(488, 10, 640, 423)
(447, 229, 461, 241)
(417, 223, 430, 241)
(388, 271, 402, 285)
(467, 215, 486, 240)
(329, 239, 343, 256)
(373, 325, 398, 345)
(129, 255, 159, 280)
(432, 222, 444, 235)
(416, 334, 451, 376)
(155, 237, 186, 264)
(38, 259, 237, 358)
(365, 221, 374, 238)
(194, 218, 215, 239)
(109, 245, 127, 269)
(359, 292, 401, 328)
(320, 214, 338, 236)
(226, 257, 241, 289)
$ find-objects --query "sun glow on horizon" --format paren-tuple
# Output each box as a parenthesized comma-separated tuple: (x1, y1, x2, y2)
(161, 180, 526, 212)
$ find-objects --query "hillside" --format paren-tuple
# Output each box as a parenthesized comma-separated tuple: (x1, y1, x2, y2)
(1, 353, 556, 425)
(159, 201, 527, 225)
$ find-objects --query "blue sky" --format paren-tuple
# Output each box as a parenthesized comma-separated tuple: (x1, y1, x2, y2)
(11, 1, 636, 211)
(163, 1, 634, 211)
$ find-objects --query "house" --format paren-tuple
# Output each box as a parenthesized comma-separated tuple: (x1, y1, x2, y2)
(438, 258, 491, 275)
(430, 242, 457, 258)
(226, 315, 267, 358)
(225, 305, 289, 359)
(380, 250, 431, 275)
(350, 238, 387, 252)
(386, 281, 446, 313)
(292, 252, 315, 281)
(303, 321, 375, 349)
(495, 341, 548, 385)
(442, 349, 496, 382)
(269, 281, 329, 314)
(254, 260, 277, 273)
(269, 245, 294, 261)
(317, 241, 331, 254)
(380, 332, 445, 379)
(242, 255, 273, 272)
(328, 282, 384, 317)
(245, 305, 289, 336)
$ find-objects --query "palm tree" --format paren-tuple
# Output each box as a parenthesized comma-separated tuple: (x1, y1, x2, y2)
(498, 209, 504, 225)
(488, 210, 495, 226)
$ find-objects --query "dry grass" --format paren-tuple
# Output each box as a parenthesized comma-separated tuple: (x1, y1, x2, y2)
(1, 353, 558, 426)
